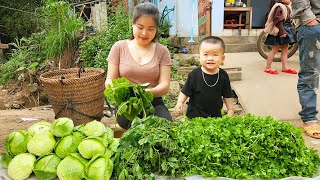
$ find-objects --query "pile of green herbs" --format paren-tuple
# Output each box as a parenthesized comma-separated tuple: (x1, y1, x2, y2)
(114, 115, 320, 180)
(104, 78, 154, 121)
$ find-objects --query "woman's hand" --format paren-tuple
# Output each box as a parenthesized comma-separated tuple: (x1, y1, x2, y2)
(306, 19, 320, 27)
(147, 65, 171, 97)
(280, 33, 287, 38)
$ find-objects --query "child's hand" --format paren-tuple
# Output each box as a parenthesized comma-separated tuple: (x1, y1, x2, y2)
(280, 33, 287, 38)
(174, 102, 184, 115)
(227, 109, 234, 117)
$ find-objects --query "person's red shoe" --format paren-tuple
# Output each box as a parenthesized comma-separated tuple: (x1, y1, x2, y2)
(264, 69, 278, 75)
(282, 68, 297, 74)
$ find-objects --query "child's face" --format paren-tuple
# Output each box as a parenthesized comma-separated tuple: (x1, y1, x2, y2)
(199, 42, 225, 73)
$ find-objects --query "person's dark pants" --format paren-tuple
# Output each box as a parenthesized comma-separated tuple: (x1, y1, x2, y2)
(116, 97, 172, 129)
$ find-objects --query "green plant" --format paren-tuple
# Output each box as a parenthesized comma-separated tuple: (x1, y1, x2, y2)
(177, 56, 199, 67)
(0, 1, 83, 84)
(104, 77, 154, 120)
(162, 94, 177, 109)
(0, 0, 43, 43)
(159, 18, 170, 38)
(0, 32, 46, 84)
(8, 153, 36, 180)
(33, 154, 61, 180)
(114, 115, 320, 179)
(41, 0, 84, 59)
(80, 4, 131, 70)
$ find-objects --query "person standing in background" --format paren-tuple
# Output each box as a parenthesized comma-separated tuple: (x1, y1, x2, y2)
(263, 0, 297, 75)
(291, 0, 320, 138)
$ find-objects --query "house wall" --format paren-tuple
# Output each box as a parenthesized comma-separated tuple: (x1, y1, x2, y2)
(129, 0, 266, 37)
(174, 0, 198, 37)
(211, 0, 224, 36)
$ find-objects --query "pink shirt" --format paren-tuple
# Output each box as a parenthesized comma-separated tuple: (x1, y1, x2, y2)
(107, 40, 171, 88)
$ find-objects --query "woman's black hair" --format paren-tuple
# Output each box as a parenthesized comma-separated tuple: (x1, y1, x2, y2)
(130, 2, 159, 42)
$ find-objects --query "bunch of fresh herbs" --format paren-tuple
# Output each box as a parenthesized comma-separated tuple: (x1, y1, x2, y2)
(114, 115, 320, 179)
(104, 77, 154, 120)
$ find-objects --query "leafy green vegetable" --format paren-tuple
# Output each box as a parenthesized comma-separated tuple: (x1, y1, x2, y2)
(0, 152, 13, 168)
(55, 133, 83, 159)
(85, 154, 113, 180)
(5, 130, 31, 156)
(83, 120, 106, 137)
(114, 115, 320, 179)
(8, 153, 36, 180)
(104, 77, 154, 120)
(78, 138, 105, 159)
(33, 154, 61, 180)
(27, 131, 56, 156)
(50, 117, 74, 137)
(56, 153, 88, 180)
(28, 121, 52, 136)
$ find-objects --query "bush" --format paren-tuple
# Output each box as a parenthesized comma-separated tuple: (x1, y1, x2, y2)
(80, 6, 131, 70)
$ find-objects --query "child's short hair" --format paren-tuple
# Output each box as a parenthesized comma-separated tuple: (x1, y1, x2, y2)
(199, 36, 225, 53)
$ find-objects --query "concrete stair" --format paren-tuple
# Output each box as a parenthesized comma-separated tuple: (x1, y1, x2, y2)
(170, 29, 264, 54)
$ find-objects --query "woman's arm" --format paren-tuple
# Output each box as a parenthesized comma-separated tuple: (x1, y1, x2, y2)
(292, 0, 318, 25)
(146, 65, 171, 97)
(105, 62, 120, 88)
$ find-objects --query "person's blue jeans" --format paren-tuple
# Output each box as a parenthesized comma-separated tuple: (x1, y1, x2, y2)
(297, 24, 320, 123)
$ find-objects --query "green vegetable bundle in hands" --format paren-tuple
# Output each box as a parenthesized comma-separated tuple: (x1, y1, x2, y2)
(104, 77, 155, 120)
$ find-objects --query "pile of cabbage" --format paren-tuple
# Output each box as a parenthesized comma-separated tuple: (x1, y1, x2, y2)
(0, 118, 118, 180)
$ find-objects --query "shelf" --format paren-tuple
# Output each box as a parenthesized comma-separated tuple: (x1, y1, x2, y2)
(224, 7, 252, 29)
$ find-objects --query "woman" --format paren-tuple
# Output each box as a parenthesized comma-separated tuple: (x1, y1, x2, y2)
(105, 2, 172, 129)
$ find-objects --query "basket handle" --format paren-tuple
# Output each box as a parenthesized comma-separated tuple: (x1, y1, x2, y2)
(60, 76, 65, 85)
(77, 66, 85, 78)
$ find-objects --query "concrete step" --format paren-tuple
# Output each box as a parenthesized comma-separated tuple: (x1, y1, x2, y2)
(184, 42, 257, 54)
(168, 29, 264, 54)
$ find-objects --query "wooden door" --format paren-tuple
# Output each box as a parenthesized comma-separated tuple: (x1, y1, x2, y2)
(198, 0, 212, 38)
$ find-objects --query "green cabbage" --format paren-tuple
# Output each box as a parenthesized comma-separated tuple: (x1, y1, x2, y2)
(78, 138, 105, 159)
(85, 154, 113, 180)
(109, 138, 120, 153)
(8, 153, 36, 180)
(0, 152, 13, 168)
(83, 120, 106, 137)
(27, 131, 56, 156)
(5, 130, 31, 156)
(51, 117, 74, 137)
(57, 153, 88, 180)
(28, 121, 51, 136)
(99, 127, 114, 147)
(55, 132, 83, 158)
(33, 154, 61, 180)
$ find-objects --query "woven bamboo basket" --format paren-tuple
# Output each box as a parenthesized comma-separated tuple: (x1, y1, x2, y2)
(39, 68, 105, 126)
